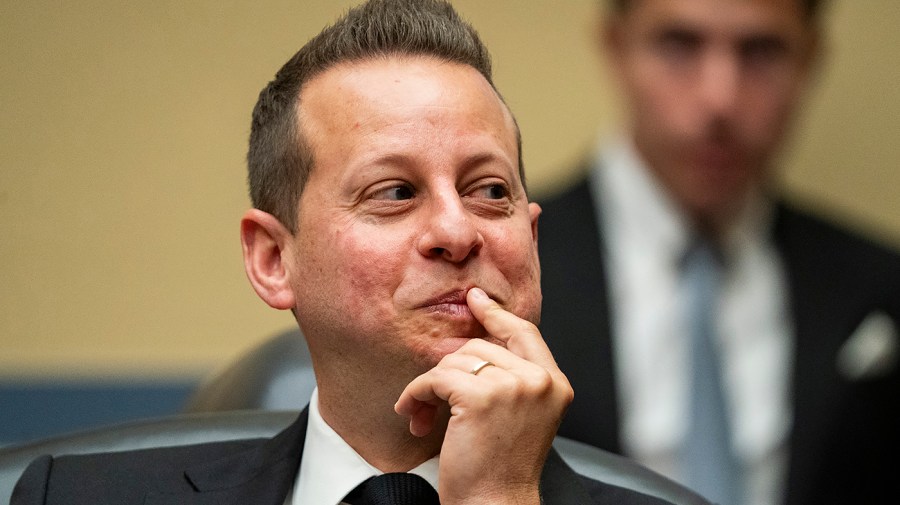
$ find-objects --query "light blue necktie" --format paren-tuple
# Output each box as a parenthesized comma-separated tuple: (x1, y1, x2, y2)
(680, 242, 741, 505)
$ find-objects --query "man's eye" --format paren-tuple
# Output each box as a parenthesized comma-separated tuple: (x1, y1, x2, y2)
(740, 37, 788, 66)
(372, 185, 415, 201)
(473, 184, 508, 200)
(657, 29, 702, 59)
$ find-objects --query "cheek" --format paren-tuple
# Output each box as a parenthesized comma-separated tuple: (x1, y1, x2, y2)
(739, 89, 798, 155)
(629, 80, 693, 143)
(333, 229, 407, 311)
(628, 59, 693, 123)
(764, 95, 797, 137)
(490, 224, 542, 320)
(742, 74, 805, 135)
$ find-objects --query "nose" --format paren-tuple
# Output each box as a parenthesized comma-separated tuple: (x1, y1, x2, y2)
(416, 192, 484, 263)
(698, 49, 740, 117)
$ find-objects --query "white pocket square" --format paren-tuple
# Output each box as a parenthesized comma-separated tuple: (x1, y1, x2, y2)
(836, 311, 899, 381)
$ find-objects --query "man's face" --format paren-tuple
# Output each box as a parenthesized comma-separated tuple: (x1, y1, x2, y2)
(286, 56, 541, 375)
(606, 0, 818, 225)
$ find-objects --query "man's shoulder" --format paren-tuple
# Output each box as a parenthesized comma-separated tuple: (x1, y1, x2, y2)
(12, 438, 265, 504)
(776, 200, 900, 273)
(53, 435, 263, 468)
(9, 409, 306, 504)
(535, 173, 599, 252)
(536, 170, 594, 212)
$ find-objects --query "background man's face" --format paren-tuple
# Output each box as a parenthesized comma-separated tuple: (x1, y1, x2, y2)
(606, 0, 818, 225)
(286, 56, 542, 379)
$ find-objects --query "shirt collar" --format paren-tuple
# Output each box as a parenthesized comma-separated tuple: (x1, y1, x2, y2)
(292, 388, 440, 505)
(593, 136, 775, 263)
(593, 136, 691, 262)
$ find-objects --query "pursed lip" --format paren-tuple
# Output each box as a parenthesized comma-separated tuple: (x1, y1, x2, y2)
(417, 288, 477, 317)
(420, 289, 469, 307)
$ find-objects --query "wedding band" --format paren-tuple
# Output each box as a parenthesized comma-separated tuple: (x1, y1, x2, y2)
(470, 360, 495, 376)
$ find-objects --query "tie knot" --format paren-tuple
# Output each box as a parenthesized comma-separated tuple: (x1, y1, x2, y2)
(680, 239, 724, 291)
(345, 473, 439, 505)
(681, 239, 722, 269)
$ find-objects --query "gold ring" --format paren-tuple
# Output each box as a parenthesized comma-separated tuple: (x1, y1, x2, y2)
(470, 360, 495, 376)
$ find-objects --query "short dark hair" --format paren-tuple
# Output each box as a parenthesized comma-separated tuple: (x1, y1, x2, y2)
(607, 0, 827, 20)
(247, 0, 523, 232)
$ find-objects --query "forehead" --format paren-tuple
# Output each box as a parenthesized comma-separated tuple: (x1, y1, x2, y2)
(296, 55, 518, 178)
(623, 0, 807, 33)
(299, 56, 511, 130)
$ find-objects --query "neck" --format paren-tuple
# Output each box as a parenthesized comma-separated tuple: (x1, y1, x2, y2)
(315, 370, 449, 472)
(691, 211, 733, 244)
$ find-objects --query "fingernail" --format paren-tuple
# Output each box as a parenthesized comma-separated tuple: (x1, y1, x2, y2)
(468, 287, 487, 301)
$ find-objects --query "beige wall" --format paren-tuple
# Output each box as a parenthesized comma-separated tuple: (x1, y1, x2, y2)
(2, 1, 898, 379)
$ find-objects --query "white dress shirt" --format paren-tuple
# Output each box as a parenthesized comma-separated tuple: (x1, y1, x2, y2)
(287, 388, 440, 505)
(592, 138, 794, 505)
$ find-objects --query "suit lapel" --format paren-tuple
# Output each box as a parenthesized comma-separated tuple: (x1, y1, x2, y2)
(145, 409, 309, 505)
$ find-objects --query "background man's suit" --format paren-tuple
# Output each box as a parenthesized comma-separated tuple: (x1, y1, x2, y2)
(11, 407, 676, 505)
(538, 175, 900, 505)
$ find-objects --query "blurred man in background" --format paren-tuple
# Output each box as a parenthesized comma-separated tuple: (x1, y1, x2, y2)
(538, 0, 900, 504)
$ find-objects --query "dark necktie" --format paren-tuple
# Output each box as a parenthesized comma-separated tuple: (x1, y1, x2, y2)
(344, 473, 440, 505)
(679, 242, 741, 505)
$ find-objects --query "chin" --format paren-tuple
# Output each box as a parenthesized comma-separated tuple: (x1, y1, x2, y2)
(428, 328, 495, 359)
(402, 316, 496, 366)
(431, 336, 470, 357)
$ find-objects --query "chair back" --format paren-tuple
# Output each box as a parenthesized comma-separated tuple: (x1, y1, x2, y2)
(184, 328, 314, 411)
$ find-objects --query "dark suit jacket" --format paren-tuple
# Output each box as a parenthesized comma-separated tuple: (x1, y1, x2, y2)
(12, 407, 675, 505)
(538, 176, 900, 505)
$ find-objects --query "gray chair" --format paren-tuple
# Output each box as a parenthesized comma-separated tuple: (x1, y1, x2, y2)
(184, 328, 315, 412)
(182, 329, 708, 505)
(0, 409, 708, 505)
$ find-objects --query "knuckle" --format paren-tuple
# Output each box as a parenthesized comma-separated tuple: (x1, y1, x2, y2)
(513, 366, 554, 398)
(559, 380, 575, 404)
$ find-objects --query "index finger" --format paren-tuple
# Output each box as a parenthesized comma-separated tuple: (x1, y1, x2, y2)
(466, 287, 556, 367)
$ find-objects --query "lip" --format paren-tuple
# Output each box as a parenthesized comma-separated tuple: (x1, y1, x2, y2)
(690, 140, 745, 169)
(421, 289, 469, 307)
(417, 288, 477, 318)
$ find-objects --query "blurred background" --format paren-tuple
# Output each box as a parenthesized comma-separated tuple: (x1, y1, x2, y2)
(2, 1, 898, 445)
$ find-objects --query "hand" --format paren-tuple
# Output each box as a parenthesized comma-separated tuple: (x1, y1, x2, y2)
(395, 287, 574, 505)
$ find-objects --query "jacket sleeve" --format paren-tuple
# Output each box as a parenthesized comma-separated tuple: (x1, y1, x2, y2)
(10, 455, 52, 505)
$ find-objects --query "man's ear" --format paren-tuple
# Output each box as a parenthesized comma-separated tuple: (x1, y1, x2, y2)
(598, 9, 627, 80)
(801, 24, 826, 85)
(240, 209, 296, 310)
(528, 202, 541, 245)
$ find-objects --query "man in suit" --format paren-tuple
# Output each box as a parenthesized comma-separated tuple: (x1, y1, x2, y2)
(11, 1, 690, 504)
(539, 0, 900, 504)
